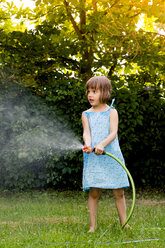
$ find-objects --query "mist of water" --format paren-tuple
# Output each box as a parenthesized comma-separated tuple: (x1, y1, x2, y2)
(0, 84, 83, 166)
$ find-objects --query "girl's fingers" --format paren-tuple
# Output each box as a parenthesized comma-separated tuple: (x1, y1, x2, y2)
(94, 144, 104, 155)
(95, 148, 103, 155)
(83, 146, 93, 153)
(83, 146, 104, 154)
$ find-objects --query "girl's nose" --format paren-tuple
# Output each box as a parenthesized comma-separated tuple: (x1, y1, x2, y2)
(88, 91, 93, 96)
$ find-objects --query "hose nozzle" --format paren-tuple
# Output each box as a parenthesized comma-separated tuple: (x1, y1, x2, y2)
(83, 146, 88, 150)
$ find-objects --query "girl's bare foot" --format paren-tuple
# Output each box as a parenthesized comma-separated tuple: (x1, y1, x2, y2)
(88, 227, 95, 233)
(88, 223, 97, 233)
(123, 224, 132, 229)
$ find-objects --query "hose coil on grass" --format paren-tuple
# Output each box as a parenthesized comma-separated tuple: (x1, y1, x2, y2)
(103, 151, 136, 229)
(91, 148, 136, 229)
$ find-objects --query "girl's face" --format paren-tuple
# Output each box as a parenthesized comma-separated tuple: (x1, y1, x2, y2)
(87, 88, 101, 107)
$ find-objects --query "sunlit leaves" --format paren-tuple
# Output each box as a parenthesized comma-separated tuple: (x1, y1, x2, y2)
(0, 0, 164, 82)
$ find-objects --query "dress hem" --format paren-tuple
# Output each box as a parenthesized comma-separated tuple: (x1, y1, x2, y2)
(83, 185, 130, 192)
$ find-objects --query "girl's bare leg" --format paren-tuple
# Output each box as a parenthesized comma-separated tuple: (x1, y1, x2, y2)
(88, 188, 101, 232)
(113, 188, 128, 227)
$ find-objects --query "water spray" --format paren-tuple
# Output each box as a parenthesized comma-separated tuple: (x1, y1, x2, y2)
(83, 146, 136, 229)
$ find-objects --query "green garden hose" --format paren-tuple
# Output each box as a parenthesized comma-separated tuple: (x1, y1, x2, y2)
(89, 147, 136, 229)
(103, 151, 136, 229)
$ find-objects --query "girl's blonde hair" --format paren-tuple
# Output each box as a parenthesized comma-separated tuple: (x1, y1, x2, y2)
(86, 76, 112, 103)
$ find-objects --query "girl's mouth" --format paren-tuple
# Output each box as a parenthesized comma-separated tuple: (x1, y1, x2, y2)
(89, 99, 94, 103)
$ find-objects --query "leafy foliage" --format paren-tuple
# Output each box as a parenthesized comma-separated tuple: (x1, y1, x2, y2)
(0, 70, 164, 190)
(0, 0, 164, 83)
(0, 0, 164, 189)
(111, 75, 165, 188)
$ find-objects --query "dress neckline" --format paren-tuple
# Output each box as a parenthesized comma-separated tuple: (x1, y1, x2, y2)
(86, 106, 111, 113)
(84, 99, 115, 113)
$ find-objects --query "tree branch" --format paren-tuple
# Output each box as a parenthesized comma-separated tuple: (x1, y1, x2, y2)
(63, 0, 82, 37)
(92, 0, 97, 11)
(108, 59, 117, 78)
(103, 0, 120, 15)
(80, 0, 86, 34)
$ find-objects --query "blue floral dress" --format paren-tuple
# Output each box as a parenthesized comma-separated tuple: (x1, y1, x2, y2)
(83, 99, 129, 191)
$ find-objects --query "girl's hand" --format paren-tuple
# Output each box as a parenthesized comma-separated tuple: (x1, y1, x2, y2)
(94, 144, 104, 155)
(83, 146, 93, 153)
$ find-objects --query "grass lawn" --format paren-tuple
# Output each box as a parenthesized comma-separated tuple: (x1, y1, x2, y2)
(0, 189, 164, 247)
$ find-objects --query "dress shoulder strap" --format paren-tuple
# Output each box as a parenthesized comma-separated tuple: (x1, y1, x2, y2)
(110, 98, 115, 109)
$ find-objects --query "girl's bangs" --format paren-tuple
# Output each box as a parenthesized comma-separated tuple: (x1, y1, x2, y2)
(86, 80, 101, 90)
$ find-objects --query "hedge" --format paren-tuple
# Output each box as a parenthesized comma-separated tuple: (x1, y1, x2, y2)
(0, 73, 164, 190)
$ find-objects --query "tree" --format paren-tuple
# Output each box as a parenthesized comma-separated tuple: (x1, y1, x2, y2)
(0, 0, 164, 189)
(0, 0, 164, 85)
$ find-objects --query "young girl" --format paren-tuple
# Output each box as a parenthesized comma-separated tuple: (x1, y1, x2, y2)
(82, 76, 130, 232)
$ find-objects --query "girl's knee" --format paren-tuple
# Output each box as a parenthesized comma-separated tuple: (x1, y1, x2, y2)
(89, 188, 101, 199)
(113, 188, 125, 200)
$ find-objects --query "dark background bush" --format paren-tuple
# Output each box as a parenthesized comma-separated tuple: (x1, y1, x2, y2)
(0, 72, 164, 190)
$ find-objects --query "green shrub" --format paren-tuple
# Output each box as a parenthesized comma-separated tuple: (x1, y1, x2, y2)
(111, 75, 164, 188)
(0, 72, 164, 190)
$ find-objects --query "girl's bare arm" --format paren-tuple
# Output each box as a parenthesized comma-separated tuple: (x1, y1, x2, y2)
(82, 113, 92, 153)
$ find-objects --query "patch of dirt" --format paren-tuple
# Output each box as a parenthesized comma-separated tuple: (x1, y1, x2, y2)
(136, 199, 165, 206)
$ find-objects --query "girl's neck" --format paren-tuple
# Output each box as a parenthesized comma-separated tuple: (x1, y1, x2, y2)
(91, 103, 109, 112)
